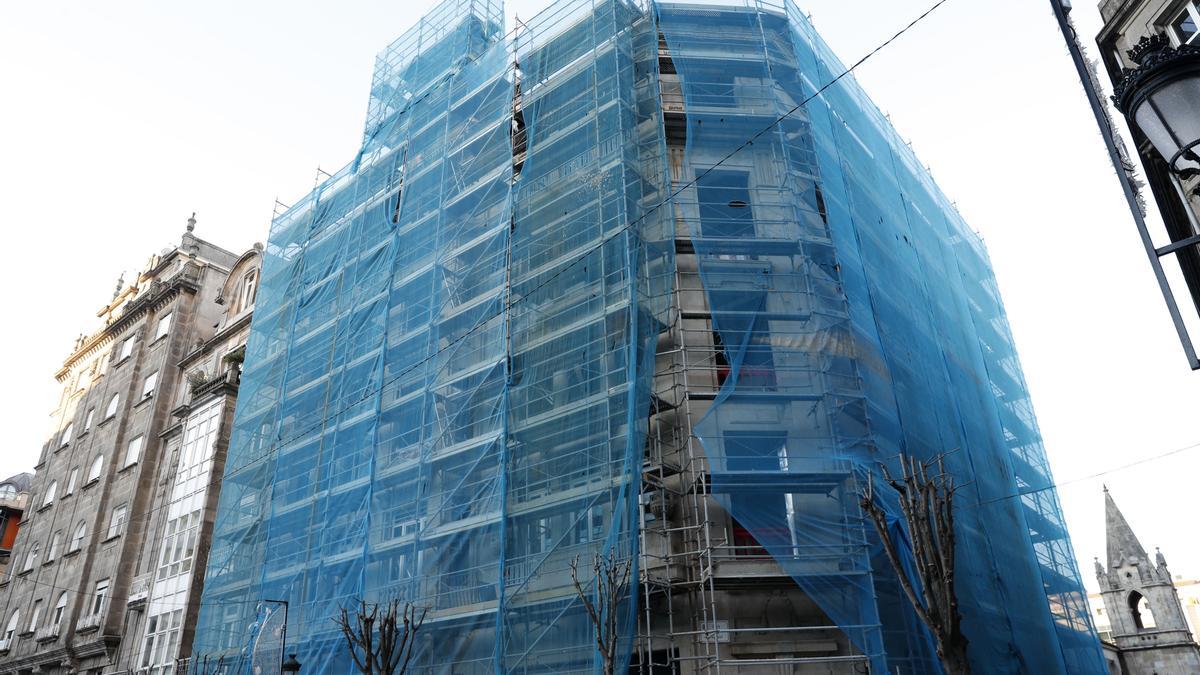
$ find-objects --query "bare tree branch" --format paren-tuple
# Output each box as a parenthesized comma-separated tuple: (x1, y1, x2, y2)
(861, 454, 971, 674)
(570, 552, 631, 675)
(335, 597, 427, 674)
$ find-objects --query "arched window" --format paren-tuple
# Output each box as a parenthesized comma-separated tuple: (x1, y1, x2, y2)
(51, 593, 67, 627)
(22, 542, 39, 572)
(70, 521, 86, 552)
(1129, 591, 1158, 630)
(41, 481, 57, 508)
(47, 532, 62, 562)
(3, 610, 18, 645)
(236, 269, 258, 314)
(87, 455, 104, 484)
(27, 600, 42, 632)
(104, 393, 120, 420)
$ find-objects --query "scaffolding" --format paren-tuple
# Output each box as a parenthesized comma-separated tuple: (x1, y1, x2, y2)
(189, 0, 1106, 673)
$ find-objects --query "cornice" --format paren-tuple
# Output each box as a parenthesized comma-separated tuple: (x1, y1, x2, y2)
(56, 264, 204, 381)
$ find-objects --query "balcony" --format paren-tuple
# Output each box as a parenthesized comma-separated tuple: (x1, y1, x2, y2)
(34, 622, 60, 643)
(127, 573, 151, 609)
(187, 368, 241, 404)
(75, 609, 104, 634)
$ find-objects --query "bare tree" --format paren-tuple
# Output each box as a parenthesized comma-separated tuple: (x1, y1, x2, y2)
(334, 598, 427, 675)
(569, 550, 633, 675)
(860, 453, 971, 674)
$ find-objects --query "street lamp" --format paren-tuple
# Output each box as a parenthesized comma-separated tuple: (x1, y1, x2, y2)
(1112, 34, 1200, 180)
(281, 654, 302, 673)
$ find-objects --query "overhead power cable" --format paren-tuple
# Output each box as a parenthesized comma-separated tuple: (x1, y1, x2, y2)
(220, 0, 956, 480)
(1, 0, 957, 622)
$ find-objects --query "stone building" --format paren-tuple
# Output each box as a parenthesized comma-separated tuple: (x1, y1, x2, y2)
(1093, 488, 1200, 674)
(0, 476, 33, 579)
(0, 220, 259, 675)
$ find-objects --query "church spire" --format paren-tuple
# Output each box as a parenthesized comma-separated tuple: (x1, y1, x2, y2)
(1105, 487, 1148, 568)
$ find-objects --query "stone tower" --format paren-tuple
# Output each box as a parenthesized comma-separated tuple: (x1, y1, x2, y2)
(1096, 487, 1200, 673)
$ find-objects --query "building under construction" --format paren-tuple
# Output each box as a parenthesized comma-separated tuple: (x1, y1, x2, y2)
(190, 0, 1106, 672)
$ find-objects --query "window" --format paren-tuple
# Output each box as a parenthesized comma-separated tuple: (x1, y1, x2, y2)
(124, 436, 144, 467)
(697, 170, 755, 239)
(2, 610, 18, 645)
(59, 423, 73, 447)
(141, 371, 158, 399)
(106, 504, 127, 539)
(83, 408, 94, 432)
(51, 593, 67, 627)
(1171, 3, 1200, 44)
(238, 270, 258, 312)
(41, 481, 57, 508)
(104, 393, 120, 420)
(154, 313, 172, 341)
(118, 336, 135, 361)
(70, 521, 86, 552)
(87, 455, 104, 484)
(65, 468, 78, 496)
(22, 543, 39, 572)
(0, 485, 14, 500)
(90, 579, 109, 615)
(27, 601, 41, 633)
(140, 609, 184, 673)
(47, 532, 62, 562)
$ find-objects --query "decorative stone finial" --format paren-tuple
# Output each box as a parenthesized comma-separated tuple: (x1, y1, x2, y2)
(187, 212, 197, 232)
(112, 272, 125, 301)
(1127, 33, 1170, 66)
(1094, 557, 1105, 577)
(1156, 546, 1168, 569)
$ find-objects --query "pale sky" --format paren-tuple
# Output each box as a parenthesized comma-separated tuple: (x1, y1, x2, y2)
(1, 0, 1196, 596)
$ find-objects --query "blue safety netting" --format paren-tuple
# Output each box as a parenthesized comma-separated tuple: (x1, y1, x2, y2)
(189, 0, 1104, 672)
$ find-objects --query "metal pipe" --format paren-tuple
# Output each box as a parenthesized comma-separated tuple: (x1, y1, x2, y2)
(1048, 0, 1200, 369)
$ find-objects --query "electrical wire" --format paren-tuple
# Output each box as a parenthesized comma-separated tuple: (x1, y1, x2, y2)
(1, 0, 957, 637)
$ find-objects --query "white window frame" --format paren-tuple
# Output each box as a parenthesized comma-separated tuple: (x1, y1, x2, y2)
(87, 455, 104, 484)
(27, 601, 41, 633)
(51, 593, 67, 627)
(41, 481, 57, 508)
(59, 423, 73, 447)
(106, 504, 127, 539)
(70, 521, 86, 552)
(118, 336, 136, 362)
(124, 435, 144, 467)
(1170, 2, 1200, 45)
(65, 468, 78, 495)
(91, 579, 110, 615)
(22, 543, 39, 572)
(154, 313, 172, 341)
(47, 532, 62, 562)
(239, 270, 258, 313)
(141, 371, 158, 399)
(104, 393, 120, 420)
(83, 408, 95, 432)
(3, 610, 18, 644)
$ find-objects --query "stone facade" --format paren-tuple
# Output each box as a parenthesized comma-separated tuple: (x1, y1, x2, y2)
(0, 222, 258, 675)
(1093, 488, 1200, 674)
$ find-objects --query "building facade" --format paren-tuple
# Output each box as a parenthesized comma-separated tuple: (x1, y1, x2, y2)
(0, 223, 259, 675)
(0, 476, 33, 579)
(191, 0, 1104, 673)
(1091, 489, 1200, 674)
(1095, 0, 1200, 368)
